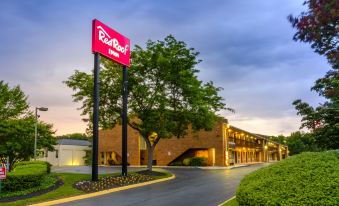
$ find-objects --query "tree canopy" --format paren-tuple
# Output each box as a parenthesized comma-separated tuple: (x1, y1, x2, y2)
(0, 81, 56, 169)
(0, 80, 29, 119)
(285, 131, 319, 155)
(57, 133, 90, 140)
(289, 0, 339, 149)
(65, 35, 230, 170)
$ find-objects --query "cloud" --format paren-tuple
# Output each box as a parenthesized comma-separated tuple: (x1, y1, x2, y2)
(0, 0, 329, 135)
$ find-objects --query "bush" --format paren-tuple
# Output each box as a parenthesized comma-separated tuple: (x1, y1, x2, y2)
(190, 157, 207, 166)
(236, 151, 339, 206)
(14, 160, 51, 173)
(4, 161, 50, 191)
(0, 174, 57, 199)
(183, 158, 191, 166)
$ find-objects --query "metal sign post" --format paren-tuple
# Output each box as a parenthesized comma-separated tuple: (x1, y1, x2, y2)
(122, 65, 128, 176)
(91, 53, 100, 181)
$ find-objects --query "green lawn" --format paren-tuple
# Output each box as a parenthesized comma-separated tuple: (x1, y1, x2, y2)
(1, 170, 172, 206)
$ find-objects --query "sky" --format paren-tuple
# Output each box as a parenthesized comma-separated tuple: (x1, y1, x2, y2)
(0, 0, 329, 136)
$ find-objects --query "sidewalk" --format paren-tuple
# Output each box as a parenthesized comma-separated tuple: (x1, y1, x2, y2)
(52, 162, 265, 173)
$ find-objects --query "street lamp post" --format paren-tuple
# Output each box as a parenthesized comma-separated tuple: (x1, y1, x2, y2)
(34, 107, 48, 160)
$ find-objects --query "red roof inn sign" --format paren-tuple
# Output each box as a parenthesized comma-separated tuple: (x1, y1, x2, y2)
(92, 19, 130, 66)
(91, 19, 130, 181)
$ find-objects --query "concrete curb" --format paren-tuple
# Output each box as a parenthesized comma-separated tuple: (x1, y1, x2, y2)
(29, 174, 175, 206)
(218, 196, 236, 206)
(99, 164, 252, 170)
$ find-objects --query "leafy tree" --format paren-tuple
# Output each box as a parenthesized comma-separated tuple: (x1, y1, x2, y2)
(0, 80, 29, 119)
(57, 133, 90, 140)
(286, 131, 319, 155)
(0, 117, 56, 170)
(269, 135, 287, 144)
(0, 81, 56, 170)
(65, 35, 230, 171)
(288, 0, 339, 149)
(288, 0, 338, 69)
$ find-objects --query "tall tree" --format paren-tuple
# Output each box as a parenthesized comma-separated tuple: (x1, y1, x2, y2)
(65, 35, 230, 171)
(0, 80, 29, 119)
(0, 117, 56, 170)
(0, 81, 56, 169)
(57, 133, 90, 140)
(288, 0, 339, 149)
(286, 131, 319, 155)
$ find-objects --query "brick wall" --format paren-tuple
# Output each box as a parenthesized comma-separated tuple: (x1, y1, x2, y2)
(155, 123, 225, 166)
(98, 120, 227, 166)
(99, 124, 140, 165)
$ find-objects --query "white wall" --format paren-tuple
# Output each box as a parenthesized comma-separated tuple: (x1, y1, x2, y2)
(38, 145, 89, 166)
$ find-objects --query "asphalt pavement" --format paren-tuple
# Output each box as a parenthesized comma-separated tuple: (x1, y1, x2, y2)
(55, 163, 268, 206)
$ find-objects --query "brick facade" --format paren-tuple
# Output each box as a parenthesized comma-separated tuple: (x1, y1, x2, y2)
(98, 119, 288, 166)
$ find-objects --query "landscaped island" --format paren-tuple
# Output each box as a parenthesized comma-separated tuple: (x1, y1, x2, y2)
(225, 151, 339, 206)
(0, 161, 172, 206)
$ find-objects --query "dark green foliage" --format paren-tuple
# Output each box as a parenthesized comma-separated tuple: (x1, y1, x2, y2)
(0, 81, 56, 170)
(57, 133, 90, 140)
(3, 161, 50, 192)
(236, 152, 339, 206)
(286, 131, 320, 155)
(189, 157, 207, 166)
(0, 174, 57, 199)
(0, 80, 29, 119)
(0, 117, 56, 170)
(288, 0, 338, 69)
(288, 0, 339, 150)
(84, 149, 92, 166)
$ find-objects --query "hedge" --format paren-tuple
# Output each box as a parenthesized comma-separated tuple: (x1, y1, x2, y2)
(3, 161, 50, 192)
(190, 157, 207, 166)
(14, 160, 51, 173)
(236, 151, 339, 206)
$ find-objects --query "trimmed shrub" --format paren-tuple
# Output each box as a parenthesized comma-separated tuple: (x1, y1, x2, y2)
(183, 158, 191, 166)
(0, 174, 57, 199)
(14, 161, 51, 173)
(236, 151, 339, 206)
(4, 161, 49, 191)
(190, 157, 207, 166)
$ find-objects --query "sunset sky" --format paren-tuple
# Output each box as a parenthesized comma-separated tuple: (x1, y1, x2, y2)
(0, 0, 329, 136)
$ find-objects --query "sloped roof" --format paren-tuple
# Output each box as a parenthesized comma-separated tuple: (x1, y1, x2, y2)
(230, 125, 278, 143)
(57, 139, 91, 146)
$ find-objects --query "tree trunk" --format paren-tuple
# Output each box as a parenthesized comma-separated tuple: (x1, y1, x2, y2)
(8, 156, 15, 171)
(147, 144, 153, 171)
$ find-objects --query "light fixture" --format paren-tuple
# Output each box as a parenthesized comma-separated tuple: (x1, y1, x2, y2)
(34, 107, 49, 160)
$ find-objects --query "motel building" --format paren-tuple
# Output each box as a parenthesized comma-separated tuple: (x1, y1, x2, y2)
(98, 118, 288, 166)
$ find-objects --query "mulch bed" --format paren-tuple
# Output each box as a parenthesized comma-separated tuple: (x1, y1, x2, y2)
(0, 178, 63, 203)
(74, 170, 166, 193)
(136, 170, 167, 177)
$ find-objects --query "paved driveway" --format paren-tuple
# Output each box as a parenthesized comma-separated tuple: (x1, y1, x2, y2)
(56, 164, 268, 206)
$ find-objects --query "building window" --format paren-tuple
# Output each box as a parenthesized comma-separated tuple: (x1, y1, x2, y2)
(55, 150, 59, 158)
